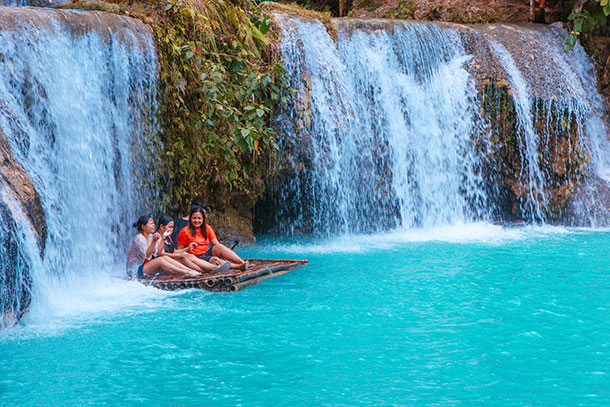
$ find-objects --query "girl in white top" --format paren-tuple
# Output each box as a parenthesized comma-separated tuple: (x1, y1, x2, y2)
(126, 214, 204, 279)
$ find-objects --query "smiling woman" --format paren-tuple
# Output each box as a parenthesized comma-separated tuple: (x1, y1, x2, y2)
(126, 214, 203, 279)
(153, 214, 232, 273)
(177, 205, 248, 271)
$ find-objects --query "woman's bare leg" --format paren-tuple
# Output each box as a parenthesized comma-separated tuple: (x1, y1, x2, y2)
(165, 252, 209, 271)
(143, 257, 200, 278)
(209, 256, 223, 265)
(177, 253, 217, 272)
(211, 244, 248, 270)
(165, 253, 230, 273)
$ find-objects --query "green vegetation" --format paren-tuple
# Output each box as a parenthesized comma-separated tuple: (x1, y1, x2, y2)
(352, 0, 382, 12)
(143, 0, 288, 214)
(566, 1, 610, 49)
(288, 0, 343, 15)
(263, 1, 333, 20)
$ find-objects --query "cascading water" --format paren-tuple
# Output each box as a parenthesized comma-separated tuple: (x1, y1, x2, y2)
(0, 7, 158, 328)
(486, 40, 547, 222)
(260, 16, 488, 235)
(472, 23, 608, 223)
(256, 15, 610, 235)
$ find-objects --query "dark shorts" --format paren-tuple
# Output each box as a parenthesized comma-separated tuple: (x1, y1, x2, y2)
(196, 247, 214, 262)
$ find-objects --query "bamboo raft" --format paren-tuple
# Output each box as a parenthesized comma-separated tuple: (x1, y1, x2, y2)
(137, 258, 308, 292)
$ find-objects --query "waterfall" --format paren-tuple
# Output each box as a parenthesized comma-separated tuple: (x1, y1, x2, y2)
(473, 23, 610, 224)
(257, 15, 610, 235)
(261, 16, 488, 235)
(0, 7, 158, 328)
(486, 40, 547, 221)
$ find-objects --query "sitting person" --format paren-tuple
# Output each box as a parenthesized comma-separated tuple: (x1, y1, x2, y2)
(155, 214, 230, 273)
(126, 214, 204, 279)
(176, 205, 248, 271)
(169, 201, 209, 248)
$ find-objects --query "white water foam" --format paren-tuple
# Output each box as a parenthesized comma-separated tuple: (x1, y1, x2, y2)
(0, 9, 160, 330)
(265, 222, 579, 255)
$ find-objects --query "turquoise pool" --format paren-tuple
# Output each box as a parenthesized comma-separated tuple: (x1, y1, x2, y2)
(2, 225, 609, 406)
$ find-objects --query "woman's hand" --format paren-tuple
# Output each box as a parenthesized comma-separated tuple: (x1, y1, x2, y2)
(188, 242, 197, 251)
(152, 232, 161, 242)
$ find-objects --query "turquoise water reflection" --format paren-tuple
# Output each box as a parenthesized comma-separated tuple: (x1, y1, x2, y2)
(2, 226, 610, 406)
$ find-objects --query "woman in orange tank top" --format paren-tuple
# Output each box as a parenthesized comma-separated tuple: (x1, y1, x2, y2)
(176, 205, 248, 271)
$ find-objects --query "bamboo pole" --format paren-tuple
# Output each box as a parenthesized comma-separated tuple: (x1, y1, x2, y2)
(244, 258, 308, 264)
(230, 268, 294, 292)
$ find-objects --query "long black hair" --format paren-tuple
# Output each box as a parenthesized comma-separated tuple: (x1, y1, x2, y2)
(188, 205, 207, 239)
(157, 214, 173, 231)
(133, 214, 152, 233)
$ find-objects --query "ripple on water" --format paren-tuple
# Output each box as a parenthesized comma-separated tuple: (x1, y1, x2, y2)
(2, 229, 610, 406)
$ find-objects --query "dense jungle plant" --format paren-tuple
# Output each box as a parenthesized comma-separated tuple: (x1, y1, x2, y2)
(150, 0, 287, 214)
(566, 1, 610, 49)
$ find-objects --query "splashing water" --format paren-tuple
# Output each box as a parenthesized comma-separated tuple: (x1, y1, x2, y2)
(263, 17, 488, 235)
(258, 16, 610, 234)
(0, 8, 158, 327)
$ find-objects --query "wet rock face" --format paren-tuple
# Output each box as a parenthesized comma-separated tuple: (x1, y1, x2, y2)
(0, 131, 42, 328)
(207, 210, 256, 247)
(465, 23, 608, 224)
(584, 35, 610, 115)
(0, 202, 32, 329)
(478, 78, 589, 221)
(0, 131, 46, 253)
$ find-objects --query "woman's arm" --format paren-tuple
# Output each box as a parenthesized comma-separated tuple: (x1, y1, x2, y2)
(145, 233, 161, 259)
(173, 244, 195, 254)
(156, 239, 166, 256)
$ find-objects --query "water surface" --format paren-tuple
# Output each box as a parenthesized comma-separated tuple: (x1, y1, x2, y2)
(2, 225, 610, 406)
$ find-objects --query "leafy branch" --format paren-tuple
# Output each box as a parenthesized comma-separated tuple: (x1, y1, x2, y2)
(566, 2, 609, 50)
